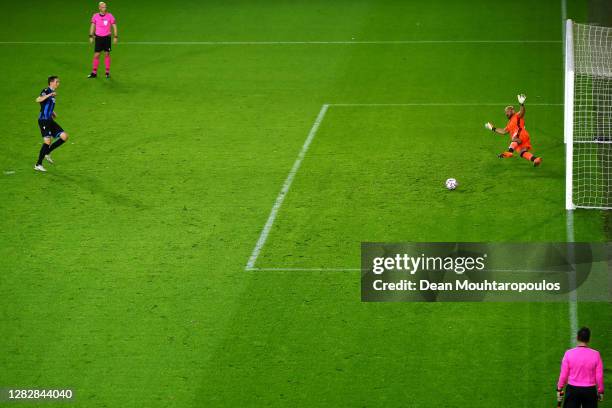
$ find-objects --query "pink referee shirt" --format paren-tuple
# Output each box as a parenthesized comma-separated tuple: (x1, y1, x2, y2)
(557, 346, 604, 393)
(91, 13, 116, 37)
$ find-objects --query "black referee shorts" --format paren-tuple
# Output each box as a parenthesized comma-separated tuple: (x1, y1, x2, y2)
(95, 35, 112, 52)
(564, 385, 598, 408)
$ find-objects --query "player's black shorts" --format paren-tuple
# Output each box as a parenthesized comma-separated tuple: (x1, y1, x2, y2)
(38, 119, 64, 138)
(95, 35, 112, 52)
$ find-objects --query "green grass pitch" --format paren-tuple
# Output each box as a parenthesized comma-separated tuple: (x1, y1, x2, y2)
(0, 0, 610, 406)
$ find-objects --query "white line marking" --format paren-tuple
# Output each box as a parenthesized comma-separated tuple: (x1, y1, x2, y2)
(0, 42, 88, 45)
(562, 0, 577, 347)
(247, 268, 361, 272)
(566, 211, 578, 346)
(249, 267, 578, 273)
(330, 102, 563, 107)
(0, 40, 563, 45)
(245, 104, 329, 271)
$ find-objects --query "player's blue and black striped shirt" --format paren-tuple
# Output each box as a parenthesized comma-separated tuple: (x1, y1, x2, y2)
(38, 87, 55, 120)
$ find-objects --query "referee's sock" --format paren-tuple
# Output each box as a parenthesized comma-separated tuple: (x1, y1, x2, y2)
(48, 138, 65, 153)
(104, 54, 111, 73)
(92, 55, 100, 73)
(36, 143, 50, 165)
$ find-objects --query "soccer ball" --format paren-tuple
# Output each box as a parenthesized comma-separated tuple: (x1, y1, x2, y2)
(445, 178, 458, 190)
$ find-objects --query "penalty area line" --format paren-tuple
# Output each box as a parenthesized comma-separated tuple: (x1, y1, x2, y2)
(245, 104, 329, 271)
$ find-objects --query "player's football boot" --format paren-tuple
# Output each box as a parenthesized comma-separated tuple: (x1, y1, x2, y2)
(105, 73, 110, 79)
(44, 155, 54, 164)
(34, 164, 47, 172)
(88, 72, 97, 78)
(497, 151, 513, 158)
(533, 157, 542, 167)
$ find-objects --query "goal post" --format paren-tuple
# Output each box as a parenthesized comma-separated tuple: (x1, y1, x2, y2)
(565, 19, 612, 210)
(565, 19, 575, 210)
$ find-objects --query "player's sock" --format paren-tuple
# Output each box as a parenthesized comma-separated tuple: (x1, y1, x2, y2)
(92, 55, 100, 73)
(48, 138, 65, 153)
(104, 54, 111, 73)
(36, 144, 50, 166)
(520, 151, 536, 162)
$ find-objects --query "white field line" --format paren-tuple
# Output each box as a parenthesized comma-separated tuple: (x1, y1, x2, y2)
(245, 104, 329, 271)
(330, 103, 563, 107)
(562, 0, 577, 347)
(249, 267, 581, 273)
(566, 211, 578, 346)
(248, 268, 361, 272)
(0, 40, 562, 45)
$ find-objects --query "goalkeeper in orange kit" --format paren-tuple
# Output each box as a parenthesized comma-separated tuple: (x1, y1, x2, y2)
(485, 94, 542, 167)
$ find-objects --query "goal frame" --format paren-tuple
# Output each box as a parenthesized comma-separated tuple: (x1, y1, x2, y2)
(565, 19, 612, 210)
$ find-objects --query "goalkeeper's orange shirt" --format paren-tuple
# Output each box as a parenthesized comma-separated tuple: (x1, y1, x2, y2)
(505, 113, 530, 140)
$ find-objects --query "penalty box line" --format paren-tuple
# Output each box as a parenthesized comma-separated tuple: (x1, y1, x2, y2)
(245, 102, 563, 272)
(245, 104, 329, 271)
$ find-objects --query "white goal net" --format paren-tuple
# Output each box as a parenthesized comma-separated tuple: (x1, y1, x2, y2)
(565, 20, 612, 210)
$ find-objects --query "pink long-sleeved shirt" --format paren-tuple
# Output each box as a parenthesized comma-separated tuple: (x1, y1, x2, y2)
(557, 346, 604, 393)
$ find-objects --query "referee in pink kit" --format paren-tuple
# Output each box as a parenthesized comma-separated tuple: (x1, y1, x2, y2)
(88, 2, 117, 79)
(557, 327, 604, 407)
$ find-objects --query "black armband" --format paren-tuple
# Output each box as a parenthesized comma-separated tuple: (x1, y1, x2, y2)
(492, 127, 497, 132)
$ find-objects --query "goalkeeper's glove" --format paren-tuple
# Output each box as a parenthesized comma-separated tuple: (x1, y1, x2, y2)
(485, 122, 496, 132)
(517, 94, 526, 104)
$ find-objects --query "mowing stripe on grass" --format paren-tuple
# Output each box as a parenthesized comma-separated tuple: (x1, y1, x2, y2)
(245, 104, 329, 271)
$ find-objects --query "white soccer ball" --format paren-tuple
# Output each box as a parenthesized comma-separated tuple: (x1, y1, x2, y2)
(445, 178, 458, 190)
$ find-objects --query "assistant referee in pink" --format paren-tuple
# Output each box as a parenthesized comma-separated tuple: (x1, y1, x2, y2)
(557, 327, 604, 407)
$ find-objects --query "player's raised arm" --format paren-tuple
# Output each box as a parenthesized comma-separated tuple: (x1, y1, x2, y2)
(517, 94, 526, 118)
(35, 92, 54, 103)
(485, 122, 509, 135)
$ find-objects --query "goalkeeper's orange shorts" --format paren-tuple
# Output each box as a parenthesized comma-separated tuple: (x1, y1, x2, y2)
(513, 132, 532, 152)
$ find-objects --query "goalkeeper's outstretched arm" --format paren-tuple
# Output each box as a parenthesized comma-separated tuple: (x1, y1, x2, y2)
(485, 122, 509, 135)
(517, 94, 526, 118)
